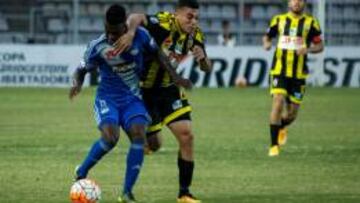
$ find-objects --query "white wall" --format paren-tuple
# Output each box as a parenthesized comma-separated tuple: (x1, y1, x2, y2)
(0, 45, 86, 87)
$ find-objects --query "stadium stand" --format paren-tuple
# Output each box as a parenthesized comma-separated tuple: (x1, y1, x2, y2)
(0, 12, 9, 31)
(0, 0, 359, 45)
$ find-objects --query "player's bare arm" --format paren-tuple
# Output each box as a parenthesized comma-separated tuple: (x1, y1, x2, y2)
(262, 35, 272, 51)
(156, 49, 193, 89)
(192, 45, 212, 72)
(297, 41, 324, 55)
(114, 14, 147, 53)
(69, 64, 87, 100)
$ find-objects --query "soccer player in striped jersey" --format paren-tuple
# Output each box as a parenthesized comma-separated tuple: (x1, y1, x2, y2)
(69, 4, 190, 203)
(263, 0, 324, 156)
(114, 0, 211, 202)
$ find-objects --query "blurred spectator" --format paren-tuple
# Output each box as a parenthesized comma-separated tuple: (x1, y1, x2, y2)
(217, 20, 236, 47)
(27, 37, 35, 44)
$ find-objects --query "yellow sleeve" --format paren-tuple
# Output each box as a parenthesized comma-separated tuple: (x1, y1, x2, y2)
(194, 27, 205, 45)
(269, 15, 279, 28)
(311, 17, 322, 33)
(308, 17, 322, 42)
(147, 11, 173, 31)
(266, 15, 279, 38)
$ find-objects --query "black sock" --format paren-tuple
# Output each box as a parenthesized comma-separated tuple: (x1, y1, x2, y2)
(270, 124, 281, 146)
(178, 155, 194, 196)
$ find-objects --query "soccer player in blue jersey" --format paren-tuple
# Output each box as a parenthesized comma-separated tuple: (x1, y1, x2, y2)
(69, 4, 191, 203)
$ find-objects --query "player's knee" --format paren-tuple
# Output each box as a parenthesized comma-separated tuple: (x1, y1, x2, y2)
(271, 105, 282, 117)
(179, 130, 194, 146)
(129, 124, 146, 142)
(285, 109, 298, 123)
(101, 125, 120, 145)
(287, 114, 297, 123)
(101, 133, 119, 146)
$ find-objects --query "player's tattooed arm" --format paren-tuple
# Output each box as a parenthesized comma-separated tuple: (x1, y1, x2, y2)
(156, 50, 193, 89)
(114, 14, 148, 54)
(192, 45, 212, 72)
(297, 41, 324, 56)
(69, 63, 88, 100)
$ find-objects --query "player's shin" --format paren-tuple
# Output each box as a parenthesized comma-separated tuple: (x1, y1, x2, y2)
(123, 136, 145, 195)
(76, 137, 116, 179)
(269, 94, 284, 146)
(178, 153, 194, 196)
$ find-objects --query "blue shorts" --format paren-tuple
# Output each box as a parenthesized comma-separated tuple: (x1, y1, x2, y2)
(94, 98, 150, 133)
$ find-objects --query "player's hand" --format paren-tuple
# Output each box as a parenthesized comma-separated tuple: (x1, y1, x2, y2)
(192, 45, 206, 63)
(263, 41, 272, 51)
(69, 80, 82, 100)
(296, 47, 308, 56)
(113, 32, 135, 54)
(174, 77, 193, 90)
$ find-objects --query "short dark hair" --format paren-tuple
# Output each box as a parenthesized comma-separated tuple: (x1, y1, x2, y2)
(106, 4, 126, 25)
(176, 0, 199, 9)
(222, 20, 230, 27)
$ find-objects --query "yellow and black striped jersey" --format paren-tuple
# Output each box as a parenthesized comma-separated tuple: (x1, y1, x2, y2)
(266, 12, 322, 79)
(142, 11, 206, 88)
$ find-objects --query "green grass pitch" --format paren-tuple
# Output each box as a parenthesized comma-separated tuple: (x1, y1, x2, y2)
(0, 87, 359, 203)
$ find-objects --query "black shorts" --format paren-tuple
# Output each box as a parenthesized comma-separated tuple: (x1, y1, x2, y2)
(270, 75, 306, 104)
(142, 85, 191, 134)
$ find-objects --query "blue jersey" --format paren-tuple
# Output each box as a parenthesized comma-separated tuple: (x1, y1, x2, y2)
(83, 27, 158, 105)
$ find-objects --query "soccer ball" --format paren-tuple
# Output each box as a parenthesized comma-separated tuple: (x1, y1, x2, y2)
(70, 179, 101, 203)
(235, 76, 247, 88)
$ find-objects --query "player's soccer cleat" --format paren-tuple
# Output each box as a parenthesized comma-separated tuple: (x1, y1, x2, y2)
(73, 165, 82, 181)
(117, 192, 137, 203)
(177, 193, 201, 203)
(268, 145, 280, 157)
(278, 128, 288, 146)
